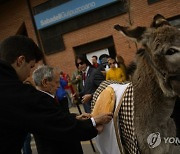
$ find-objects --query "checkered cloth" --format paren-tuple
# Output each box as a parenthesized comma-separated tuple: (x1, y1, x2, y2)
(92, 80, 140, 154)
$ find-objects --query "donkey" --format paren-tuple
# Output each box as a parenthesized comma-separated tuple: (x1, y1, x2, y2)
(113, 22, 180, 154)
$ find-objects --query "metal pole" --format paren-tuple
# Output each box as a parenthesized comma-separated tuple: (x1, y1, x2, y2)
(76, 98, 82, 114)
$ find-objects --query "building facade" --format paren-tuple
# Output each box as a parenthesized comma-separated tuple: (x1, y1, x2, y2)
(0, 0, 179, 76)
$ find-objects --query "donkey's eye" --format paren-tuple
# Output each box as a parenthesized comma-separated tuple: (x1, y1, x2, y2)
(165, 48, 178, 55)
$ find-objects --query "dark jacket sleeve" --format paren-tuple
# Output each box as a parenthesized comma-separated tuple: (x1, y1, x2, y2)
(28, 93, 97, 141)
(76, 119, 98, 141)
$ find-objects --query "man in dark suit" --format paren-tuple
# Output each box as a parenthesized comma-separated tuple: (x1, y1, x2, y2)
(75, 55, 105, 113)
(0, 35, 113, 154)
(32, 65, 102, 154)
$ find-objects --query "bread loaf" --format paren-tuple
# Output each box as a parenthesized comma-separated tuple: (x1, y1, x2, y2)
(92, 86, 115, 117)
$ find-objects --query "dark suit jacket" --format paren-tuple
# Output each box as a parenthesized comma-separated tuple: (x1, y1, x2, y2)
(80, 67, 105, 113)
(80, 67, 105, 96)
(0, 60, 98, 154)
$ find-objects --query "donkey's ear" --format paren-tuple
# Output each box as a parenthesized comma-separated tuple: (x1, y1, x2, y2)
(114, 25, 147, 42)
(150, 14, 170, 28)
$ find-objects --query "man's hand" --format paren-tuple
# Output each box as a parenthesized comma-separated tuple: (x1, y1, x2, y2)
(82, 94, 92, 104)
(76, 75, 81, 80)
(72, 93, 80, 100)
(96, 125, 104, 134)
(76, 113, 91, 120)
(93, 113, 113, 125)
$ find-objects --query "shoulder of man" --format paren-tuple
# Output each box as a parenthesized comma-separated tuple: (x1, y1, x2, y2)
(23, 84, 55, 102)
(98, 64, 105, 71)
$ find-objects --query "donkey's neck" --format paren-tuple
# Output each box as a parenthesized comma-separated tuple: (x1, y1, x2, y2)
(132, 58, 176, 122)
(132, 58, 177, 154)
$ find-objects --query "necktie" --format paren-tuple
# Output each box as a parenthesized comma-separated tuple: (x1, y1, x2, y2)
(82, 72, 86, 81)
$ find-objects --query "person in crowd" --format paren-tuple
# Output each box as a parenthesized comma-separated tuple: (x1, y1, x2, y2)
(116, 55, 127, 80)
(106, 58, 126, 82)
(0, 35, 113, 154)
(56, 72, 70, 113)
(60, 71, 75, 108)
(33, 65, 105, 154)
(126, 61, 137, 81)
(91, 55, 106, 76)
(71, 67, 83, 94)
(75, 54, 105, 113)
(71, 64, 83, 106)
(105, 56, 112, 71)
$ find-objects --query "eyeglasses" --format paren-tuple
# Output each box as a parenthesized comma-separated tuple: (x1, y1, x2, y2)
(77, 61, 85, 66)
(109, 62, 116, 65)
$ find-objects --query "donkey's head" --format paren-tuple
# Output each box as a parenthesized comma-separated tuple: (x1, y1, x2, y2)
(114, 24, 180, 97)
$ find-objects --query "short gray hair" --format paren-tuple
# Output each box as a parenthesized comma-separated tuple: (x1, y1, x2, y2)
(32, 65, 55, 86)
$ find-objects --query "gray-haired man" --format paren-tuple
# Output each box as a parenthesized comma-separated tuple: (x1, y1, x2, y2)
(32, 65, 113, 154)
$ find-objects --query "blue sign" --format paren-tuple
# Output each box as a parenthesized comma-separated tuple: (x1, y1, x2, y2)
(34, 0, 118, 30)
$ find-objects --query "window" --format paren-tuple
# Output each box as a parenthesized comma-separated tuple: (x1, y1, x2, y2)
(147, 0, 162, 5)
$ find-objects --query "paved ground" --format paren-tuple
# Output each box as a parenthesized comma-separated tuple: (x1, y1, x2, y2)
(30, 104, 100, 154)
(31, 139, 99, 154)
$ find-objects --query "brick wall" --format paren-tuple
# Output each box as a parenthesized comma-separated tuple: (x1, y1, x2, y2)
(0, 0, 179, 76)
